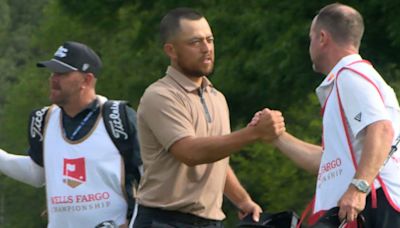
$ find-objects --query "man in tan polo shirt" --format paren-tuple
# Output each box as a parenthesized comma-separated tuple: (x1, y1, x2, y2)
(133, 7, 285, 228)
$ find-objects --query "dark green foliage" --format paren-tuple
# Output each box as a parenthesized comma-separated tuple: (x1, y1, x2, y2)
(1, 0, 400, 226)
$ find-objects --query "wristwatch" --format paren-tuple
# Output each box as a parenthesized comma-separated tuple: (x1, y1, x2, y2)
(351, 179, 370, 193)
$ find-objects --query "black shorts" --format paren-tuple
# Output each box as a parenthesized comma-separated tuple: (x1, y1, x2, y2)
(361, 188, 400, 228)
(132, 205, 224, 228)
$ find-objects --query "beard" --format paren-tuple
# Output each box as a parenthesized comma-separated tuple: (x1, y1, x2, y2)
(176, 59, 214, 78)
(50, 92, 68, 107)
(182, 68, 214, 78)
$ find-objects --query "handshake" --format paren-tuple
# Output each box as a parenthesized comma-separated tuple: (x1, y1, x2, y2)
(247, 108, 286, 142)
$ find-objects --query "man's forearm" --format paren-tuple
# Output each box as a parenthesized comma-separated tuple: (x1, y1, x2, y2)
(224, 165, 251, 206)
(273, 132, 322, 174)
(354, 120, 393, 184)
(170, 127, 259, 166)
(0, 149, 45, 187)
(169, 110, 285, 166)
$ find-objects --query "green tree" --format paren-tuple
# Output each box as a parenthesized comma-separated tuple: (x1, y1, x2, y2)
(0, 0, 49, 226)
(1, 0, 400, 226)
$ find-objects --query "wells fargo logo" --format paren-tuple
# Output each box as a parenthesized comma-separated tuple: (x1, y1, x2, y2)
(317, 157, 343, 188)
(63, 158, 86, 188)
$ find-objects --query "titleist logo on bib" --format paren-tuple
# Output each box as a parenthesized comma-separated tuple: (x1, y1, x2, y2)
(30, 107, 49, 141)
(108, 101, 128, 140)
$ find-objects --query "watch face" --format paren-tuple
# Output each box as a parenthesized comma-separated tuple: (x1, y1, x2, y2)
(359, 181, 369, 191)
(352, 179, 370, 193)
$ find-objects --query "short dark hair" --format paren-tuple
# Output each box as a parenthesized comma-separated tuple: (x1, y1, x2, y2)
(160, 7, 204, 44)
(315, 3, 364, 48)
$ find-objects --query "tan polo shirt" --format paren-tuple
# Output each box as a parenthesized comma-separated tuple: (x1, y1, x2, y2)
(136, 66, 230, 220)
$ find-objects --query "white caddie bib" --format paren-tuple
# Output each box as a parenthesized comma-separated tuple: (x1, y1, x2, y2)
(314, 81, 357, 212)
(314, 55, 400, 214)
(43, 106, 127, 228)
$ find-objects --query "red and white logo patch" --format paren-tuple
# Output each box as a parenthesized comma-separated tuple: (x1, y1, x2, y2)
(63, 158, 86, 188)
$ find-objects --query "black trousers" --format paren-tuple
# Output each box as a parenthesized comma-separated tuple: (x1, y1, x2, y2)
(361, 188, 400, 228)
(132, 205, 224, 228)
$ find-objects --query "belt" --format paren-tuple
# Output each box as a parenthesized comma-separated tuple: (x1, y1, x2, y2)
(138, 205, 222, 226)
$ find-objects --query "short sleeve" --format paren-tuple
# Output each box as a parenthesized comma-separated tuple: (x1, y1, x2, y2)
(337, 70, 389, 137)
(138, 87, 195, 150)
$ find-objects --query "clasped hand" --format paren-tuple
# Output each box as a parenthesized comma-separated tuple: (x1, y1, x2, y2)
(248, 108, 285, 142)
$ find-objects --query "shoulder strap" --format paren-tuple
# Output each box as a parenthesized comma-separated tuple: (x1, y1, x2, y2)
(337, 65, 384, 102)
(102, 100, 142, 220)
(102, 100, 131, 147)
(28, 106, 50, 167)
(335, 70, 380, 209)
(102, 100, 142, 172)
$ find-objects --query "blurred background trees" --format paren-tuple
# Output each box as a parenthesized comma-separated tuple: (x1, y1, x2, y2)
(0, 0, 399, 226)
